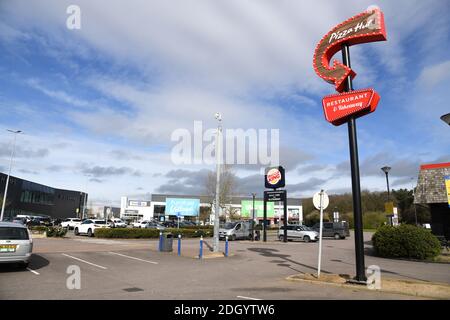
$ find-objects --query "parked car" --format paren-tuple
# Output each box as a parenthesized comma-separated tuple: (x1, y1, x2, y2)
(132, 220, 151, 228)
(12, 217, 27, 225)
(312, 221, 350, 239)
(33, 216, 53, 227)
(219, 221, 252, 241)
(143, 221, 166, 230)
(52, 218, 63, 226)
(74, 219, 109, 237)
(60, 218, 82, 230)
(278, 225, 318, 242)
(0, 222, 33, 268)
(179, 221, 197, 228)
(26, 219, 42, 228)
(108, 218, 127, 228)
(162, 221, 177, 228)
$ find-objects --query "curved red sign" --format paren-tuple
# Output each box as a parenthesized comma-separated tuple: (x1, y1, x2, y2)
(313, 7, 387, 92)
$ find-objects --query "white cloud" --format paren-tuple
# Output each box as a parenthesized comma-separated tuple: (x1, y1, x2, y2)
(417, 60, 450, 88)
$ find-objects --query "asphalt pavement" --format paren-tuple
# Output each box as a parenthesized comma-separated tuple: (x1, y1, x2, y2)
(0, 230, 448, 299)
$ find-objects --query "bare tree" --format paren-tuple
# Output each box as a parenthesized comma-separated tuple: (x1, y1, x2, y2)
(205, 165, 237, 219)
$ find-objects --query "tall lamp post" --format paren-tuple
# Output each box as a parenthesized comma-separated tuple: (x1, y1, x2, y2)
(251, 193, 256, 241)
(381, 166, 391, 201)
(411, 177, 418, 225)
(213, 112, 222, 253)
(1, 129, 22, 221)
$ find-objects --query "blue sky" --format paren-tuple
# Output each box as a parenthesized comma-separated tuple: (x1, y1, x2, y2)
(0, 0, 449, 206)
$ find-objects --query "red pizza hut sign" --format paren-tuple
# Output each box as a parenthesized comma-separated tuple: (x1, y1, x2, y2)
(322, 88, 380, 126)
(313, 7, 387, 92)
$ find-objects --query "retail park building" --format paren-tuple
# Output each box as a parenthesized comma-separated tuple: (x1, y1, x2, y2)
(120, 194, 303, 224)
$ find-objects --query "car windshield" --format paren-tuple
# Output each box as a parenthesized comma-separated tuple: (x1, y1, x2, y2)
(302, 226, 312, 231)
(222, 222, 237, 229)
(0, 227, 29, 240)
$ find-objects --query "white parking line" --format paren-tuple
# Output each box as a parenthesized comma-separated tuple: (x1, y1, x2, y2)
(236, 295, 262, 300)
(26, 267, 40, 275)
(61, 253, 107, 269)
(108, 252, 158, 264)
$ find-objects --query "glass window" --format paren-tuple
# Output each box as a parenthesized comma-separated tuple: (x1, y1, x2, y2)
(0, 227, 29, 240)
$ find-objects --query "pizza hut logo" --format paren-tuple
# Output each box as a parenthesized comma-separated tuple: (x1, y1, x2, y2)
(267, 168, 281, 185)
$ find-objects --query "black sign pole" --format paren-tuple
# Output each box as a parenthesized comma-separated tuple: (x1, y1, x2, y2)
(263, 192, 267, 242)
(342, 43, 366, 283)
(283, 192, 288, 243)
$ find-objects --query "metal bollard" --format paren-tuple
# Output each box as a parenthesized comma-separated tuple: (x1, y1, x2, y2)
(159, 232, 163, 252)
(199, 236, 203, 259)
(178, 234, 181, 256)
(225, 236, 229, 257)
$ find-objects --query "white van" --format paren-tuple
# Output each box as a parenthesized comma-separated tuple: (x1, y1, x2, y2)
(219, 221, 252, 241)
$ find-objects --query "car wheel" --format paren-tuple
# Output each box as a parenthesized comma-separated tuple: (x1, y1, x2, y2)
(334, 233, 340, 240)
(279, 235, 284, 241)
(74, 228, 79, 236)
(303, 235, 311, 243)
(248, 234, 252, 240)
(87, 229, 93, 237)
(231, 234, 236, 241)
(340, 236, 346, 240)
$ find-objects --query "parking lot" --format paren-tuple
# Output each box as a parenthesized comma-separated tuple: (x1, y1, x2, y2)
(0, 231, 449, 300)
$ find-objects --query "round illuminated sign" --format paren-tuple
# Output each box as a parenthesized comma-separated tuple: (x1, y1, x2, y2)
(266, 168, 282, 186)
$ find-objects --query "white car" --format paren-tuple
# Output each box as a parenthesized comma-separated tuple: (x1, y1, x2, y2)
(0, 222, 33, 268)
(278, 225, 319, 242)
(60, 218, 82, 229)
(132, 220, 150, 228)
(109, 218, 127, 228)
(74, 219, 109, 237)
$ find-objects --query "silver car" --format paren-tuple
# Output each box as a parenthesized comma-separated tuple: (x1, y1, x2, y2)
(278, 225, 319, 242)
(0, 222, 33, 267)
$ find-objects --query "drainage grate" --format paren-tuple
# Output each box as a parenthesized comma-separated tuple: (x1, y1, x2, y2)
(123, 287, 144, 292)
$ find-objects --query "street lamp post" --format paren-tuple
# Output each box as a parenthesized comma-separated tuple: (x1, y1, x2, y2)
(381, 166, 391, 201)
(213, 112, 222, 253)
(411, 177, 418, 226)
(251, 193, 256, 241)
(1, 130, 22, 221)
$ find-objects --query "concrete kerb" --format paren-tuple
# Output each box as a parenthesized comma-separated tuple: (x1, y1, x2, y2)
(286, 273, 450, 299)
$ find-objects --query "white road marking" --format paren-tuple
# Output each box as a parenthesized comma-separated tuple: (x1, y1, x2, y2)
(61, 253, 107, 269)
(108, 252, 158, 264)
(26, 267, 39, 275)
(236, 295, 262, 300)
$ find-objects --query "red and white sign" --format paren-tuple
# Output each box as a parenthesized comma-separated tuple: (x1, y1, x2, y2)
(322, 88, 380, 126)
(266, 168, 282, 186)
(313, 7, 387, 92)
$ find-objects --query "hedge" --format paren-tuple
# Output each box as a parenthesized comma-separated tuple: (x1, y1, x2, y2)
(372, 224, 441, 260)
(45, 226, 67, 237)
(95, 227, 213, 239)
(30, 226, 67, 237)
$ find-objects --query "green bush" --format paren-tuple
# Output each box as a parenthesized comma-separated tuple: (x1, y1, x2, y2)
(45, 226, 67, 237)
(95, 227, 213, 239)
(372, 224, 441, 260)
(30, 226, 47, 233)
